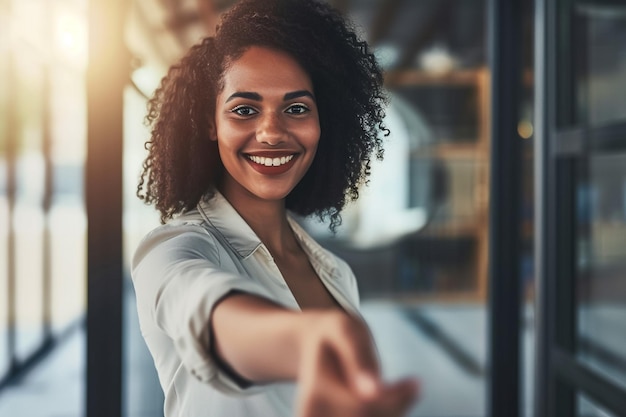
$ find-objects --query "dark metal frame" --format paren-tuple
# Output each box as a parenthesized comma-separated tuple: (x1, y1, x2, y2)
(86, 1, 128, 416)
(535, 0, 626, 415)
(487, 0, 524, 416)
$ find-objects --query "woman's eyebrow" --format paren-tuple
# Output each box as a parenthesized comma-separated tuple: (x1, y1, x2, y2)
(226, 92, 262, 103)
(284, 90, 315, 101)
(225, 90, 315, 103)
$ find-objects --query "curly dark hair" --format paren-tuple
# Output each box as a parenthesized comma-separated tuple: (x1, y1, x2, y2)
(138, 0, 388, 229)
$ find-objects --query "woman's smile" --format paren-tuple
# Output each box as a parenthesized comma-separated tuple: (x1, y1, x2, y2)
(246, 153, 295, 167)
(245, 152, 298, 175)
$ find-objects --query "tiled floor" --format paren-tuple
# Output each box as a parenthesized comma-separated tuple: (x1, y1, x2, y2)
(0, 325, 84, 417)
(363, 302, 488, 417)
(0, 297, 537, 417)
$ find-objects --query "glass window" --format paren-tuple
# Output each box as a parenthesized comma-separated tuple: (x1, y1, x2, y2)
(0, 3, 10, 378)
(13, 48, 46, 362)
(0, 1, 87, 416)
(578, 392, 619, 417)
(49, 43, 87, 333)
(579, 5, 626, 127)
(122, 83, 163, 417)
(578, 152, 626, 392)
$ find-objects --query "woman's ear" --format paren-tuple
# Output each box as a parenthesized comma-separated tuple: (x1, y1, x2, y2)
(208, 122, 218, 141)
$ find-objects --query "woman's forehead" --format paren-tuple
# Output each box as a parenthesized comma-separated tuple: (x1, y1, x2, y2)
(219, 46, 313, 95)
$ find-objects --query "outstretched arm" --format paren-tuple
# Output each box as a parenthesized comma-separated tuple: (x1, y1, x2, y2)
(211, 293, 419, 417)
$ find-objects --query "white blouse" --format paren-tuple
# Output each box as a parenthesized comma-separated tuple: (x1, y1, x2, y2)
(131, 191, 360, 417)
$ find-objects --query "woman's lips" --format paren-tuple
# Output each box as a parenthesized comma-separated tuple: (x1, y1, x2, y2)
(245, 153, 298, 175)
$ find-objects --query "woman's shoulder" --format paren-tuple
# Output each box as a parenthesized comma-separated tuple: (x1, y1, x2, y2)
(141, 208, 211, 244)
(132, 208, 222, 268)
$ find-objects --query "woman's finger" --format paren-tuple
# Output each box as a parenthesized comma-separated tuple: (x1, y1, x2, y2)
(296, 341, 359, 417)
(369, 378, 420, 417)
(322, 313, 381, 395)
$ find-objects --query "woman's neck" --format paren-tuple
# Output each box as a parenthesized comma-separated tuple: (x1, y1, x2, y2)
(218, 185, 299, 258)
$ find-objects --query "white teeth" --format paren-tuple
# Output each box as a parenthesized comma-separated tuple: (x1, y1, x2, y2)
(248, 154, 294, 167)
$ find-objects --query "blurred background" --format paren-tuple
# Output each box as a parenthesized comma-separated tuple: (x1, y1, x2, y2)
(1, 0, 625, 416)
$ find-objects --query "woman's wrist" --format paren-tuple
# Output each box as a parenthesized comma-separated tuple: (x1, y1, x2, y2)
(211, 292, 309, 382)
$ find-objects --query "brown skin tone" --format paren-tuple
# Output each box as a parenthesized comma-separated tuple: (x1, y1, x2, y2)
(210, 47, 419, 417)
(274, 248, 341, 310)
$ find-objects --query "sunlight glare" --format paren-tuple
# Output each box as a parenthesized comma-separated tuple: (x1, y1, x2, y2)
(55, 11, 87, 69)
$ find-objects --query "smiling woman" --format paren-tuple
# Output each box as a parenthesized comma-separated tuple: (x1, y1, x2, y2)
(132, 1, 418, 416)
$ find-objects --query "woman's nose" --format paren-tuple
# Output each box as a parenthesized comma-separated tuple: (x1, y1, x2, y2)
(256, 112, 286, 145)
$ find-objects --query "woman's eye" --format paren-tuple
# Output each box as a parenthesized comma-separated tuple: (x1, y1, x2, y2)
(285, 104, 309, 115)
(231, 106, 258, 116)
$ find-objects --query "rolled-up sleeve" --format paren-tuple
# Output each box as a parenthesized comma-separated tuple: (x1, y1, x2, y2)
(131, 223, 276, 394)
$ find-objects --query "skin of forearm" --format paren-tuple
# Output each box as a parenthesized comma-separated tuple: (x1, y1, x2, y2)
(210, 293, 420, 417)
(211, 292, 312, 383)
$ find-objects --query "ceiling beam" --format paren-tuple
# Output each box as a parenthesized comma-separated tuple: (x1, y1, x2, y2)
(395, 0, 454, 70)
(368, 0, 405, 45)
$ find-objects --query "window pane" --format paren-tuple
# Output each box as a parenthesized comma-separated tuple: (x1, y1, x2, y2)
(123, 85, 163, 417)
(579, 6, 626, 126)
(0, 2, 87, 417)
(578, 152, 626, 392)
(578, 392, 618, 417)
(13, 49, 45, 362)
(0, 0, 10, 379)
(49, 65, 87, 333)
(0, 194, 8, 378)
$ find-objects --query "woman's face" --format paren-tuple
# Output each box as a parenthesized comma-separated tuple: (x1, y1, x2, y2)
(213, 46, 320, 205)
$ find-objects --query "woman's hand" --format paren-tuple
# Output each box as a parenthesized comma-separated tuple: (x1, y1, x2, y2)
(295, 311, 419, 417)
(212, 294, 419, 416)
